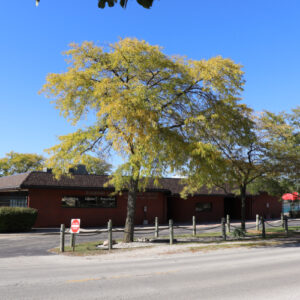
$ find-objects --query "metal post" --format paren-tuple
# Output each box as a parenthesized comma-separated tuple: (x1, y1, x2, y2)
(169, 219, 174, 245)
(192, 216, 196, 236)
(70, 233, 73, 247)
(221, 218, 226, 241)
(281, 213, 284, 228)
(256, 214, 260, 231)
(261, 216, 266, 239)
(60, 224, 65, 252)
(70, 233, 76, 252)
(284, 216, 288, 236)
(155, 217, 159, 238)
(226, 214, 230, 233)
(108, 219, 112, 250)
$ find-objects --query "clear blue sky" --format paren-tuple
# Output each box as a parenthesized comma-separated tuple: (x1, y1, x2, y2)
(0, 0, 299, 166)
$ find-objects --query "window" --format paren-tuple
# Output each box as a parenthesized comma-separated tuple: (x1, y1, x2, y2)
(62, 196, 116, 208)
(0, 195, 27, 207)
(195, 202, 212, 212)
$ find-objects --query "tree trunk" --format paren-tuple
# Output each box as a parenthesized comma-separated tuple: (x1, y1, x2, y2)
(240, 184, 246, 231)
(123, 177, 139, 242)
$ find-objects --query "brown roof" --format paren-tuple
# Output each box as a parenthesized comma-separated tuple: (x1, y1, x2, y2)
(0, 172, 111, 191)
(147, 177, 226, 195)
(0, 172, 227, 195)
(0, 173, 32, 190)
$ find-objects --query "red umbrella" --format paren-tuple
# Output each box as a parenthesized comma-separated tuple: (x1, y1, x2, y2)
(282, 192, 299, 201)
(282, 193, 296, 201)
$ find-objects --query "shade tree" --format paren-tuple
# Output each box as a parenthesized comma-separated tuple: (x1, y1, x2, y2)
(41, 38, 245, 241)
(248, 107, 300, 196)
(0, 152, 45, 176)
(182, 107, 299, 230)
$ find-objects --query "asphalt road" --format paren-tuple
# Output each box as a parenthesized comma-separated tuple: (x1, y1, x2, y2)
(0, 219, 293, 258)
(1, 242, 300, 299)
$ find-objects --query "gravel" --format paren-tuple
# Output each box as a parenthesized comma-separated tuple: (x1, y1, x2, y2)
(97, 241, 154, 249)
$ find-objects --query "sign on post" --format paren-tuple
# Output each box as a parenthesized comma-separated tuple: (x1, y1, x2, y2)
(70, 219, 80, 234)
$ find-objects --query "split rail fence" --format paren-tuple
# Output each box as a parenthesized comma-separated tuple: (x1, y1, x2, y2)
(58, 214, 300, 252)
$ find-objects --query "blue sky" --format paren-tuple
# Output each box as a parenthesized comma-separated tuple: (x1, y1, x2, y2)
(0, 0, 299, 166)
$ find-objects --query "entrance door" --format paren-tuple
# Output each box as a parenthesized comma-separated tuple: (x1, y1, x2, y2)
(167, 197, 174, 221)
(224, 197, 240, 219)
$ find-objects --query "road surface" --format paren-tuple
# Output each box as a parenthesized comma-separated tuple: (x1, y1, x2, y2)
(1, 241, 300, 299)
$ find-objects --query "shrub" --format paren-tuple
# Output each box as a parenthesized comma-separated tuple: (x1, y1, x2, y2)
(232, 227, 246, 238)
(0, 207, 38, 233)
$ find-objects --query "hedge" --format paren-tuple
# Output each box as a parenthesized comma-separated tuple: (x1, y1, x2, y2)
(0, 207, 38, 233)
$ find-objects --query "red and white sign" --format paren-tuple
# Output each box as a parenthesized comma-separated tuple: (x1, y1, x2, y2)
(70, 219, 80, 234)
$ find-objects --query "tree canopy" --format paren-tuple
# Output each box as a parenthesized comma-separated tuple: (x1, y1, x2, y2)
(41, 38, 245, 241)
(0, 152, 45, 176)
(249, 107, 300, 196)
(73, 155, 112, 175)
(181, 107, 299, 229)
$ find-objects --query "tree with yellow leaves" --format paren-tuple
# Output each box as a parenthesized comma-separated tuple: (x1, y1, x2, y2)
(0, 152, 45, 176)
(41, 38, 244, 242)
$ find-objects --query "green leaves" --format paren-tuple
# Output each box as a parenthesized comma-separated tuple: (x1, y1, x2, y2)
(41, 38, 245, 192)
(97, 0, 153, 9)
(0, 152, 45, 176)
(36, 0, 154, 9)
(136, 0, 153, 9)
(98, 0, 118, 8)
(183, 106, 299, 199)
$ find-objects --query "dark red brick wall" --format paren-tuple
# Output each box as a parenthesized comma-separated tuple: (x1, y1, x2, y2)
(168, 195, 225, 223)
(248, 193, 282, 219)
(28, 189, 167, 227)
(27, 188, 282, 227)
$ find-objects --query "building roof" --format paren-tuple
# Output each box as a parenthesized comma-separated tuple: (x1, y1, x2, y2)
(0, 171, 227, 196)
(0, 173, 32, 191)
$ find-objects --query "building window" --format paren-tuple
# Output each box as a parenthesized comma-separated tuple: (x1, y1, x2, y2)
(0, 195, 27, 207)
(62, 196, 116, 208)
(195, 202, 212, 212)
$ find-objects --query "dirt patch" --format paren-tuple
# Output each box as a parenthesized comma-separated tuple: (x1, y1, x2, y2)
(160, 240, 285, 255)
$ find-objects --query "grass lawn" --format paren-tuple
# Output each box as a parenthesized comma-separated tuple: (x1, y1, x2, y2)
(49, 240, 153, 256)
(49, 227, 300, 256)
(50, 241, 104, 256)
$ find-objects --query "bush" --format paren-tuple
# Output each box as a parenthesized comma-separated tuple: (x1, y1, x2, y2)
(232, 227, 246, 238)
(0, 207, 38, 233)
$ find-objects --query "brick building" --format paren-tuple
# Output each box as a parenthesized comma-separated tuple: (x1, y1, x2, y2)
(0, 171, 282, 227)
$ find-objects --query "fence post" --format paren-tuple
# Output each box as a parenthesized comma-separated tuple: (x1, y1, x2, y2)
(155, 217, 159, 238)
(169, 219, 174, 245)
(226, 214, 230, 233)
(221, 218, 226, 241)
(284, 216, 288, 236)
(256, 214, 260, 231)
(108, 219, 112, 250)
(192, 216, 196, 236)
(70, 233, 76, 252)
(281, 213, 284, 228)
(60, 224, 65, 252)
(261, 216, 266, 239)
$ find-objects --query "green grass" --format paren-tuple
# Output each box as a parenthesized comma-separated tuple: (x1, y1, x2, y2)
(266, 226, 300, 232)
(174, 228, 300, 243)
(169, 232, 221, 238)
(49, 226, 300, 256)
(49, 240, 153, 256)
(50, 241, 104, 255)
